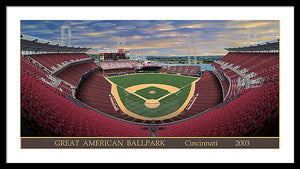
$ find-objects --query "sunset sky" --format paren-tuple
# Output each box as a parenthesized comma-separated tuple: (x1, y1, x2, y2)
(21, 20, 279, 56)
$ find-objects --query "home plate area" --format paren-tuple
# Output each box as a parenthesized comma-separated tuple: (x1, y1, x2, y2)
(144, 99, 160, 109)
(124, 85, 180, 110)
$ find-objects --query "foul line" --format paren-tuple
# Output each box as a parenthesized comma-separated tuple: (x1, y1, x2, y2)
(106, 78, 147, 101)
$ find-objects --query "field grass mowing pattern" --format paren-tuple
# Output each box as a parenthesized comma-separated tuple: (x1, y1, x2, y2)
(110, 74, 197, 118)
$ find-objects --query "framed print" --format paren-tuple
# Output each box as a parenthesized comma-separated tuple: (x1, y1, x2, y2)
(6, 6, 294, 163)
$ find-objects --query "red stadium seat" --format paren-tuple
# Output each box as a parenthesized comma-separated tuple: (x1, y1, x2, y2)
(21, 51, 279, 137)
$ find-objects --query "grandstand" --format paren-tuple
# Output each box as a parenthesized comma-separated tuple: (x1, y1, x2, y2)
(21, 34, 279, 137)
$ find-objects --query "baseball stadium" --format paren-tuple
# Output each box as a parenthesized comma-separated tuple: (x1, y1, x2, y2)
(20, 21, 279, 137)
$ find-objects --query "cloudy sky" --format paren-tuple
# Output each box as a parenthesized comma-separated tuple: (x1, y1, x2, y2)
(21, 20, 279, 56)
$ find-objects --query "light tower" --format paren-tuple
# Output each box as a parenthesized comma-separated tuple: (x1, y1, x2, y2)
(68, 28, 71, 46)
(186, 35, 191, 64)
(193, 38, 197, 64)
(253, 27, 257, 44)
(117, 37, 121, 50)
(122, 37, 126, 51)
(247, 27, 258, 45)
(247, 28, 251, 46)
(61, 26, 71, 46)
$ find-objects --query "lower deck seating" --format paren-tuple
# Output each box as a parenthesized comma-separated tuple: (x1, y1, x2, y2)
(156, 83, 279, 137)
(184, 71, 223, 114)
(76, 70, 116, 114)
(21, 70, 150, 137)
(75, 70, 223, 125)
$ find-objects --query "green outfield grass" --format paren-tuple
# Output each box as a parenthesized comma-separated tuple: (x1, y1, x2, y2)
(108, 73, 198, 118)
(109, 73, 197, 88)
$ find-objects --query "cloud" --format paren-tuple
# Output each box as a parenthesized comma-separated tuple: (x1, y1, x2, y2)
(137, 50, 162, 56)
(115, 25, 136, 30)
(82, 30, 117, 37)
(123, 35, 152, 42)
(74, 25, 88, 29)
(67, 20, 98, 26)
(178, 21, 225, 29)
(215, 24, 279, 45)
(22, 25, 39, 29)
(255, 28, 279, 35)
(225, 20, 279, 29)
(130, 49, 182, 57)
(138, 22, 176, 33)
(179, 23, 204, 29)
(122, 37, 186, 50)
(155, 31, 190, 38)
(255, 35, 280, 43)
(156, 23, 176, 31)
(172, 44, 228, 56)
(131, 21, 152, 27)
(69, 22, 83, 26)
(91, 22, 117, 28)
(22, 29, 58, 35)
(20, 20, 280, 56)
(90, 43, 113, 49)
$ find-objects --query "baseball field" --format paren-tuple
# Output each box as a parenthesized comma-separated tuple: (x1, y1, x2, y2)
(107, 73, 199, 120)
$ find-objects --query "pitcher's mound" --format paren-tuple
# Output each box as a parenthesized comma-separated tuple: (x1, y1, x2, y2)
(145, 99, 160, 109)
(149, 91, 156, 94)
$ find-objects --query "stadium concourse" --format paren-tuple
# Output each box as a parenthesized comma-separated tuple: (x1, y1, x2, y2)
(20, 34, 279, 137)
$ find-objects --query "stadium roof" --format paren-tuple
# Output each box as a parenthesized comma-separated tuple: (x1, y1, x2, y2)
(225, 39, 279, 52)
(21, 34, 91, 53)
